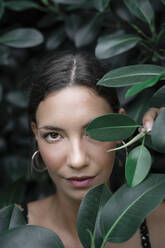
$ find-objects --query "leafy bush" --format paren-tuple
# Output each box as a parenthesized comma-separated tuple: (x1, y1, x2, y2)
(0, 0, 165, 247)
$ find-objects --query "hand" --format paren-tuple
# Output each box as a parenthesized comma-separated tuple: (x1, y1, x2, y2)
(142, 107, 165, 132)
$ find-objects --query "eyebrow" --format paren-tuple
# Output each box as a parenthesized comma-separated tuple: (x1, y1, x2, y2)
(38, 122, 91, 132)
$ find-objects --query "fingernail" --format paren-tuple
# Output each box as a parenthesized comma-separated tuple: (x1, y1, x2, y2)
(144, 121, 152, 132)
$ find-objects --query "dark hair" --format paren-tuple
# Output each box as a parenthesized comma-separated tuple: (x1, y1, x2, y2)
(28, 50, 119, 123)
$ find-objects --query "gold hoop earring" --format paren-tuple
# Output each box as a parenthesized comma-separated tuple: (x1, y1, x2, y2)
(31, 150, 47, 173)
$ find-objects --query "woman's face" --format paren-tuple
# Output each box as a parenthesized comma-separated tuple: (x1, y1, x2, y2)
(32, 86, 117, 202)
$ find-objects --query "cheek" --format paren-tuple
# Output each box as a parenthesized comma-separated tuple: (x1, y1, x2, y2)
(38, 142, 66, 171)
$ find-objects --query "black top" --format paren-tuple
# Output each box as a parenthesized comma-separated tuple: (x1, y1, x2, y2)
(20, 202, 152, 247)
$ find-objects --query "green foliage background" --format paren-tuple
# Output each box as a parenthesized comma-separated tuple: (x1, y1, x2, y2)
(0, 0, 165, 207)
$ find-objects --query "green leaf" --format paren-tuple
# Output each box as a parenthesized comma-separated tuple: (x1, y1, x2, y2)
(86, 113, 139, 141)
(0, 177, 26, 208)
(65, 14, 81, 41)
(149, 85, 165, 108)
(78, 184, 112, 248)
(52, 0, 85, 4)
(97, 64, 165, 87)
(0, 45, 10, 65)
(0, 28, 44, 48)
(125, 145, 152, 187)
(161, 0, 165, 6)
(0, 84, 3, 101)
(151, 109, 165, 153)
(124, 0, 154, 24)
(100, 174, 165, 245)
(5, 0, 42, 11)
(75, 15, 103, 47)
(91, 0, 110, 12)
(0, 0, 5, 19)
(95, 33, 141, 59)
(125, 71, 165, 97)
(0, 225, 64, 248)
(46, 28, 65, 50)
(6, 91, 27, 108)
(0, 205, 26, 232)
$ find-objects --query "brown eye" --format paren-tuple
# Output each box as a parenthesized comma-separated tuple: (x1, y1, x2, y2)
(43, 132, 61, 143)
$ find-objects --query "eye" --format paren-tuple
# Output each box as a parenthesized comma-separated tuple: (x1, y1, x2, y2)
(43, 132, 62, 143)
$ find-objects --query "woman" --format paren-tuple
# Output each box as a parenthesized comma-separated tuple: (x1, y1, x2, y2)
(24, 50, 164, 248)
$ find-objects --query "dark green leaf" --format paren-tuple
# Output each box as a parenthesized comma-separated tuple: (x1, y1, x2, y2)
(161, 0, 165, 5)
(75, 15, 103, 47)
(78, 184, 112, 248)
(6, 91, 27, 108)
(97, 64, 165, 87)
(91, 0, 110, 12)
(0, 178, 26, 208)
(151, 109, 165, 153)
(0, 225, 64, 248)
(95, 33, 141, 59)
(87, 114, 139, 141)
(5, 0, 42, 11)
(125, 71, 165, 97)
(46, 28, 65, 50)
(125, 145, 152, 187)
(149, 85, 165, 108)
(0, 45, 10, 65)
(124, 0, 154, 24)
(0, 0, 5, 19)
(0, 84, 3, 101)
(0, 28, 44, 48)
(52, 0, 85, 4)
(65, 14, 81, 41)
(100, 174, 165, 244)
(0, 205, 26, 232)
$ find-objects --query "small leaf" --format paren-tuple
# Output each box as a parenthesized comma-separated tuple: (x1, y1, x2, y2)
(125, 71, 165, 98)
(125, 145, 152, 187)
(46, 28, 65, 50)
(78, 184, 112, 248)
(151, 109, 165, 153)
(0, 0, 5, 19)
(124, 0, 154, 24)
(0, 225, 65, 248)
(95, 33, 141, 59)
(149, 85, 165, 108)
(75, 15, 103, 47)
(5, 0, 42, 11)
(97, 64, 165, 87)
(0, 205, 26, 232)
(6, 91, 27, 108)
(0, 28, 44, 48)
(100, 174, 165, 245)
(52, 0, 85, 4)
(87, 113, 139, 141)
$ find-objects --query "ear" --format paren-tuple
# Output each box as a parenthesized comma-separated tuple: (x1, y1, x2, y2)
(31, 122, 39, 141)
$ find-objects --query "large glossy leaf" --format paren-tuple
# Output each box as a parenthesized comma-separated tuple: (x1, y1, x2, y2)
(125, 71, 165, 97)
(78, 184, 112, 248)
(125, 145, 152, 187)
(97, 64, 165, 87)
(0, 28, 44, 48)
(0, 178, 26, 208)
(86, 114, 139, 141)
(75, 15, 103, 47)
(100, 174, 165, 245)
(151, 109, 165, 153)
(0, 205, 26, 232)
(46, 28, 65, 50)
(95, 33, 141, 59)
(5, 0, 42, 11)
(124, 0, 154, 24)
(149, 85, 165, 108)
(0, 225, 64, 248)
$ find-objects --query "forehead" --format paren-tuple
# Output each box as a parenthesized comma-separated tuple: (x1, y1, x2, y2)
(36, 86, 113, 126)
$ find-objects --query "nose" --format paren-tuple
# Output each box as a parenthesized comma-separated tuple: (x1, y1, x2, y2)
(68, 139, 89, 170)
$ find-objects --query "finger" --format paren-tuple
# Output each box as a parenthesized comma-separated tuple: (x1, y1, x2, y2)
(142, 107, 160, 131)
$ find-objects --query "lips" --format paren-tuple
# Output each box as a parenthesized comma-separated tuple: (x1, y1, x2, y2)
(67, 176, 95, 187)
